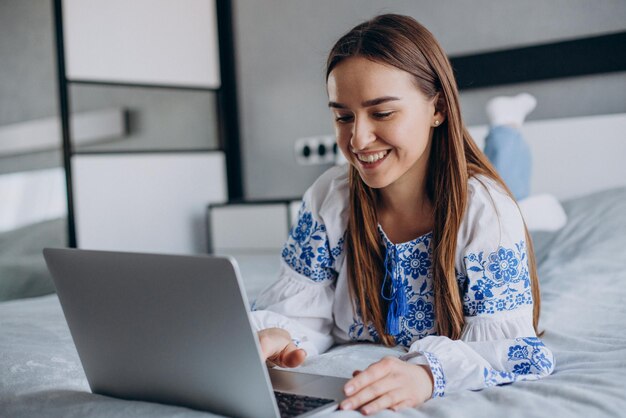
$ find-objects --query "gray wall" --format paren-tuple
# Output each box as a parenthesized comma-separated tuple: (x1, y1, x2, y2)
(3, 1, 625, 197)
(233, 0, 626, 199)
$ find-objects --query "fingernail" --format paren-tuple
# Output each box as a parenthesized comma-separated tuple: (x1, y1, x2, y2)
(362, 407, 371, 415)
(345, 385, 354, 395)
(341, 401, 352, 410)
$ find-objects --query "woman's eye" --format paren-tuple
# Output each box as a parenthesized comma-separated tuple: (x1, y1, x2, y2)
(373, 111, 394, 119)
(335, 115, 354, 123)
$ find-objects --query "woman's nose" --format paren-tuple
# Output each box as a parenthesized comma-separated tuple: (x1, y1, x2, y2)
(350, 117, 376, 151)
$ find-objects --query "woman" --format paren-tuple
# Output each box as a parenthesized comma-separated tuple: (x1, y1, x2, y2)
(251, 14, 554, 414)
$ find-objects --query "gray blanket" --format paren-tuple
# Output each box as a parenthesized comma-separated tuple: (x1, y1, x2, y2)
(2, 188, 626, 417)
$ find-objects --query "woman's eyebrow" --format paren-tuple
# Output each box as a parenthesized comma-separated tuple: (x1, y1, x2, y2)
(328, 96, 401, 109)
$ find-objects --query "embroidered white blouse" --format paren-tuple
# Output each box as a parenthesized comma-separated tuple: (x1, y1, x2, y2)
(250, 165, 554, 397)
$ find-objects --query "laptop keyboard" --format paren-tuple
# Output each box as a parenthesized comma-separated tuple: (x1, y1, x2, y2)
(274, 391, 335, 418)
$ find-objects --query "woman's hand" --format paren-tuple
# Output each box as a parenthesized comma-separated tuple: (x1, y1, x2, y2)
(340, 356, 433, 414)
(257, 327, 307, 368)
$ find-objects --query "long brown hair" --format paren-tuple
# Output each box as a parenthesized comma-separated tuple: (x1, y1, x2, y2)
(326, 14, 541, 345)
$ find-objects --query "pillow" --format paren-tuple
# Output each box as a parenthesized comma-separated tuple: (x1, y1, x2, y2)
(518, 194, 567, 232)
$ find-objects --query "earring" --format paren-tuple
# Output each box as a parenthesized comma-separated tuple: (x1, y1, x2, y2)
(434, 120, 440, 126)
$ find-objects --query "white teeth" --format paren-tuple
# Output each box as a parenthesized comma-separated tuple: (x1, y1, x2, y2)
(357, 150, 389, 163)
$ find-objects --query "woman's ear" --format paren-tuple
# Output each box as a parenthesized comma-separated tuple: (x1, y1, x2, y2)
(433, 93, 447, 124)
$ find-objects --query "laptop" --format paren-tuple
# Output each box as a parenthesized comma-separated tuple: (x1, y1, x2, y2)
(43, 248, 347, 418)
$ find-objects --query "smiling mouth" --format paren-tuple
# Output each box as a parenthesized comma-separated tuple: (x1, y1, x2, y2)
(354, 150, 390, 164)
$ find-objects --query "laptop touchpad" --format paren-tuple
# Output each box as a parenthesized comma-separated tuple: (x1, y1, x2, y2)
(269, 369, 321, 392)
(269, 369, 347, 400)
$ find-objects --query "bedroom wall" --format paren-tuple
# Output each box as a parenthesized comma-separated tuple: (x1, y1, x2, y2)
(232, 0, 626, 199)
(3, 1, 625, 202)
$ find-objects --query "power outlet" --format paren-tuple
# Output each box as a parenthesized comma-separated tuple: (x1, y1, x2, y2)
(294, 135, 338, 165)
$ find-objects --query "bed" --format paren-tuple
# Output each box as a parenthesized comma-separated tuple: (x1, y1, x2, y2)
(2, 185, 626, 417)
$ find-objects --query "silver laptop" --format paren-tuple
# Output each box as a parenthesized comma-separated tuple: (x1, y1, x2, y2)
(43, 248, 347, 418)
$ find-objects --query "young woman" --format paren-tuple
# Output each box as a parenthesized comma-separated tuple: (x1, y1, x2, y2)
(251, 14, 554, 414)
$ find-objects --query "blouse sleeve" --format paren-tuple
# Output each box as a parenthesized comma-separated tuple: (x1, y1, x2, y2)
(249, 167, 348, 357)
(401, 177, 555, 397)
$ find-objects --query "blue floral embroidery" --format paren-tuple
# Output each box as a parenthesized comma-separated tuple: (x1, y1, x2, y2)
(507, 344, 529, 361)
(470, 279, 494, 300)
(422, 352, 445, 398)
(348, 321, 364, 340)
(400, 247, 431, 277)
(345, 226, 537, 361)
(512, 362, 531, 375)
(510, 337, 554, 374)
(461, 240, 533, 316)
(484, 337, 554, 387)
(488, 247, 520, 282)
(374, 228, 437, 347)
(348, 303, 381, 343)
(347, 229, 435, 346)
(316, 236, 345, 268)
(395, 297, 436, 347)
(348, 321, 381, 343)
(406, 299, 435, 334)
(292, 211, 313, 244)
(282, 203, 344, 282)
(483, 367, 518, 387)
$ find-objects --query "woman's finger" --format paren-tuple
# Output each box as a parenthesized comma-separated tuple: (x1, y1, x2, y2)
(359, 390, 403, 415)
(279, 343, 307, 368)
(258, 329, 289, 360)
(258, 328, 307, 368)
(343, 356, 395, 397)
(390, 399, 415, 412)
(341, 374, 400, 411)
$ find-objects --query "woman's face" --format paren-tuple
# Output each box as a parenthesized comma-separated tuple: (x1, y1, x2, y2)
(327, 56, 443, 191)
